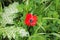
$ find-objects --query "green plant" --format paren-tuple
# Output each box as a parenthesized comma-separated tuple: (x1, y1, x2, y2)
(0, 0, 60, 40)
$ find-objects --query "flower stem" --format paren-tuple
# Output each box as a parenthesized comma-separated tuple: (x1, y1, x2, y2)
(28, 26, 34, 36)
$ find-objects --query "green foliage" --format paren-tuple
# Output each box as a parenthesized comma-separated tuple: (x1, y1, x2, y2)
(0, 0, 60, 40)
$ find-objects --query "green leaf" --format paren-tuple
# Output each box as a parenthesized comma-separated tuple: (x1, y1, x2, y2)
(28, 34, 46, 40)
(17, 4, 24, 12)
(0, 2, 2, 12)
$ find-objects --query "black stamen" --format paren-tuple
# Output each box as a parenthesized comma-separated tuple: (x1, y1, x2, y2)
(30, 19, 33, 23)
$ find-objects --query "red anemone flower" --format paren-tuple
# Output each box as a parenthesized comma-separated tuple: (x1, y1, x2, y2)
(25, 13, 37, 26)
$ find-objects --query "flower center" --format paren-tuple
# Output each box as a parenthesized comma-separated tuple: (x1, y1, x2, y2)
(30, 19, 33, 23)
